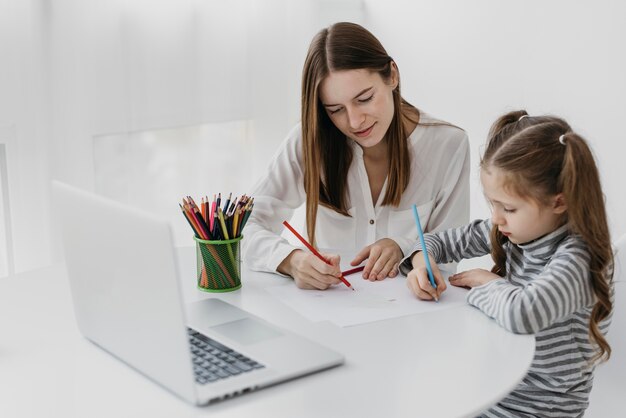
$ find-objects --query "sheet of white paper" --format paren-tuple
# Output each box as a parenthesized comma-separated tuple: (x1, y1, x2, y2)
(267, 272, 469, 327)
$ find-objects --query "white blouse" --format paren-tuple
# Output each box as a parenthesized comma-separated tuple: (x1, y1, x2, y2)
(242, 112, 470, 274)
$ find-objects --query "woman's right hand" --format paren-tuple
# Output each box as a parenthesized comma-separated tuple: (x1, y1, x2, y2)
(406, 251, 447, 301)
(277, 250, 343, 290)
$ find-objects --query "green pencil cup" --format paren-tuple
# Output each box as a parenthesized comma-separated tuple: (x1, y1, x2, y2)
(194, 235, 243, 292)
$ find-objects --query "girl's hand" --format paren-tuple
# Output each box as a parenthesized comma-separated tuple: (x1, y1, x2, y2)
(406, 252, 447, 301)
(448, 269, 501, 288)
(350, 238, 403, 281)
(278, 250, 343, 290)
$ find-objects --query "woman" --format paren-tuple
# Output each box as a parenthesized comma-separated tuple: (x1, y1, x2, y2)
(242, 22, 470, 290)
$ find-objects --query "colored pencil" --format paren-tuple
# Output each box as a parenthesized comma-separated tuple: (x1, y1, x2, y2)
(217, 208, 230, 240)
(179, 204, 201, 238)
(223, 192, 231, 214)
(282, 220, 354, 291)
(203, 196, 209, 224)
(239, 202, 253, 232)
(217, 207, 238, 272)
(412, 204, 438, 301)
(188, 203, 210, 239)
(230, 208, 238, 238)
(180, 193, 254, 241)
(183, 203, 206, 239)
(213, 209, 221, 239)
(342, 265, 365, 276)
(209, 199, 216, 234)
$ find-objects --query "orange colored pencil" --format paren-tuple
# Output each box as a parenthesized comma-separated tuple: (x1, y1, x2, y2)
(282, 220, 354, 291)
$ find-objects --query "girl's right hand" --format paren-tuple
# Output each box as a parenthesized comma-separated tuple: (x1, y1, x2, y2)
(406, 251, 447, 301)
(277, 250, 343, 290)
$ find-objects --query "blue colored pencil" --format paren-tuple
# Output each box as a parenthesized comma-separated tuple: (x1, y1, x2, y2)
(412, 204, 438, 294)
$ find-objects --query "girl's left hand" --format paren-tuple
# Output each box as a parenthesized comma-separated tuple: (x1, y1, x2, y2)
(350, 238, 402, 281)
(448, 268, 501, 288)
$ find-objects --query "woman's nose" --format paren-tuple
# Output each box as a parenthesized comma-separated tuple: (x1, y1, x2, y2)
(346, 107, 365, 130)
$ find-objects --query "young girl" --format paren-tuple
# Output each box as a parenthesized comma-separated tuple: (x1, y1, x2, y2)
(401, 110, 614, 417)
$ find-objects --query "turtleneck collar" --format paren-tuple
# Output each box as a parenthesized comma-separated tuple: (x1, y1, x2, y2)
(514, 224, 570, 262)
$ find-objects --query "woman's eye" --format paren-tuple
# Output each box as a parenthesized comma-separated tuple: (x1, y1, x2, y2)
(504, 208, 516, 213)
(359, 95, 374, 103)
(329, 108, 343, 115)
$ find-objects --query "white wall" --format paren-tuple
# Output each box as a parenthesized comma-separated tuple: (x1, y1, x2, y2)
(1, 0, 625, 274)
(0, 0, 50, 275)
(365, 0, 626, 235)
(0, 0, 364, 274)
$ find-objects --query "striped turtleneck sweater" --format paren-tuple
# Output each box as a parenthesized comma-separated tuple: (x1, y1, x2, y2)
(400, 219, 612, 418)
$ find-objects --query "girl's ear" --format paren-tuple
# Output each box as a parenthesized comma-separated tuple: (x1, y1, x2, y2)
(552, 193, 568, 214)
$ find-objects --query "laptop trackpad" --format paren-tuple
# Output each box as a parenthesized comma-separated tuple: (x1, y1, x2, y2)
(211, 318, 283, 345)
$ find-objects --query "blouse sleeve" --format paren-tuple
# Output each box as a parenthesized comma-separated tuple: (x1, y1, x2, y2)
(241, 125, 306, 274)
(390, 128, 471, 258)
(426, 131, 471, 235)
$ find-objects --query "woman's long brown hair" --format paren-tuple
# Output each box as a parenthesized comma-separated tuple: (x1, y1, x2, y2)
(482, 110, 613, 362)
(301, 22, 418, 246)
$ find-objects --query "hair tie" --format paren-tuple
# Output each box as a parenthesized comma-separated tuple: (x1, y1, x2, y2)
(559, 134, 567, 145)
(518, 115, 529, 121)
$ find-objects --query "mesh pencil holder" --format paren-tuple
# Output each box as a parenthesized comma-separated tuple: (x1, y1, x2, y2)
(194, 235, 242, 292)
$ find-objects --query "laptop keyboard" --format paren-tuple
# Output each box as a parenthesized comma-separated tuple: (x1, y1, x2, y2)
(187, 328, 265, 385)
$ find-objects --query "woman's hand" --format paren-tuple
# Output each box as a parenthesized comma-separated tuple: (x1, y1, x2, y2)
(448, 269, 501, 288)
(277, 249, 343, 290)
(406, 251, 447, 301)
(350, 238, 403, 281)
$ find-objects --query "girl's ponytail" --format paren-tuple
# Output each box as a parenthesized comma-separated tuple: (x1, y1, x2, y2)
(559, 133, 613, 362)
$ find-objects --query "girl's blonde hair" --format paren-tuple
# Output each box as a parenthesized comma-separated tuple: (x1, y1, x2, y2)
(301, 22, 418, 246)
(482, 110, 613, 362)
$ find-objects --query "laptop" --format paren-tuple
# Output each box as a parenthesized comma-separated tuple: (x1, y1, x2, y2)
(52, 181, 344, 405)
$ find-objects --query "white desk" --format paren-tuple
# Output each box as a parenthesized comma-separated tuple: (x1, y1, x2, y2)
(0, 249, 534, 418)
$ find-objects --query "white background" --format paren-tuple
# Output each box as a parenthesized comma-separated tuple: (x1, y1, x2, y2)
(1, 0, 625, 275)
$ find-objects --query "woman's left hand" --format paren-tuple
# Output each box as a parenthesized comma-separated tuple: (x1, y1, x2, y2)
(448, 268, 501, 288)
(350, 238, 403, 281)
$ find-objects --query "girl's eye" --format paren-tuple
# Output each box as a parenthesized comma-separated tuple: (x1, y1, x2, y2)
(329, 107, 343, 115)
(358, 95, 374, 103)
(504, 208, 516, 213)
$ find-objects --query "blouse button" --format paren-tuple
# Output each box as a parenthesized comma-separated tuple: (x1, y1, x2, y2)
(369, 219, 375, 225)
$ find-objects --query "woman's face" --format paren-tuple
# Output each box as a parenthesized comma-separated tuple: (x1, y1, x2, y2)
(319, 68, 397, 149)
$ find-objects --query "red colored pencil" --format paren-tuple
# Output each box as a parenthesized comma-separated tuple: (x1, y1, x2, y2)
(282, 220, 354, 291)
(342, 265, 365, 276)
(209, 198, 216, 234)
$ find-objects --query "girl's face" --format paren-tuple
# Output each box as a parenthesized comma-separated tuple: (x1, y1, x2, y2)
(319, 68, 397, 150)
(481, 167, 567, 245)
